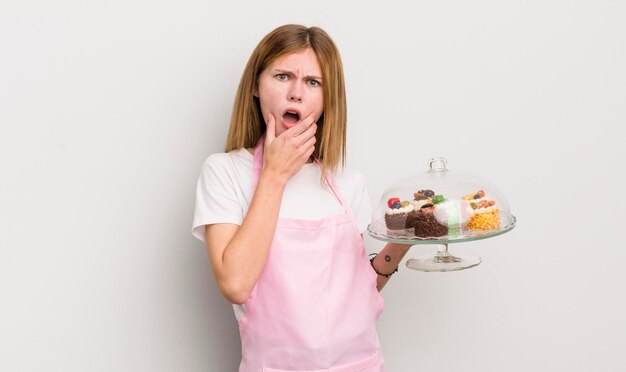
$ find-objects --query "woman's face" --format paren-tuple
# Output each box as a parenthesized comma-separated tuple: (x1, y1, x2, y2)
(256, 48, 324, 137)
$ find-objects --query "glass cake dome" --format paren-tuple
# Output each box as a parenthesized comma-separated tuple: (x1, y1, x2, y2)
(367, 157, 516, 272)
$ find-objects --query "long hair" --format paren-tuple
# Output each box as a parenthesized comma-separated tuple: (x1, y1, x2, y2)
(225, 24, 347, 174)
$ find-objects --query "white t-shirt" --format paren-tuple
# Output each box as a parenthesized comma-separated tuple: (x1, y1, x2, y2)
(192, 148, 373, 241)
(192, 148, 373, 321)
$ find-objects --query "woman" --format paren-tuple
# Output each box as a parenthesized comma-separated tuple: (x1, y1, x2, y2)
(193, 24, 412, 372)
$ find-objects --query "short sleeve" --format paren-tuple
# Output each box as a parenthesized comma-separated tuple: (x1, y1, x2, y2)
(191, 155, 244, 242)
(350, 171, 373, 234)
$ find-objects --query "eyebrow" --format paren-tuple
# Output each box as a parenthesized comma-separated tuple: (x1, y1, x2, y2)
(273, 69, 323, 81)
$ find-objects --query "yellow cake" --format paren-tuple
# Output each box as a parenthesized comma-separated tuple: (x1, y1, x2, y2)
(463, 190, 501, 231)
(467, 207, 500, 230)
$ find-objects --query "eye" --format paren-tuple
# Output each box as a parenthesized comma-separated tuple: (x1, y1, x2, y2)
(276, 74, 288, 81)
(308, 79, 321, 87)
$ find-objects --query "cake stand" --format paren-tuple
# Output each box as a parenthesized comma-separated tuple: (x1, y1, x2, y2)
(367, 214, 516, 272)
(367, 157, 517, 272)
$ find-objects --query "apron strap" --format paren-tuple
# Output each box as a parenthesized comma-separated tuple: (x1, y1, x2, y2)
(315, 158, 351, 213)
(251, 137, 264, 196)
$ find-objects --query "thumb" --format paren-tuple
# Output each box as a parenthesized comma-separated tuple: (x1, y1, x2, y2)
(265, 113, 276, 144)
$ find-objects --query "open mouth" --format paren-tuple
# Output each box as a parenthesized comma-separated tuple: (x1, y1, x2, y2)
(283, 110, 300, 124)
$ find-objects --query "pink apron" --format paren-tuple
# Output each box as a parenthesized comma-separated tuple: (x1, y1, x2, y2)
(238, 139, 386, 372)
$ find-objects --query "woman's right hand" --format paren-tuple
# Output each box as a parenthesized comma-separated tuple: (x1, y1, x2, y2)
(205, 113, 317, 305)
(262, 113, 317, 182)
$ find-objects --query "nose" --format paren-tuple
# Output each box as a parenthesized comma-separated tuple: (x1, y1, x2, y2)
(288, 82, 303, 102)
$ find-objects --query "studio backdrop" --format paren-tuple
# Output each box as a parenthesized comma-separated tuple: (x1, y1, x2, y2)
(1, 1, 625, 371)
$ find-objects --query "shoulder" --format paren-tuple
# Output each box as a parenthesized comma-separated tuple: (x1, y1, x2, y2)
(332, 166, 372, 233)
(332, 166, 370, 203)
(332, 166, 367, 190)
(201, 148, 252, 172)
(201, 152, 229, 168)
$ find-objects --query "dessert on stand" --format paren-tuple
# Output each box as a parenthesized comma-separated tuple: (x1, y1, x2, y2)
(368, 157, 516, 272)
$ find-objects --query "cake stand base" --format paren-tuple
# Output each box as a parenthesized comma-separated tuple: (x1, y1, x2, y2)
(405, 244, 481, 272)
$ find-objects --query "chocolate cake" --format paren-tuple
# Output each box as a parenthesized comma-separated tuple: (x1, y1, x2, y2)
(385, 210, 414, 230)
(412, 206, 449, 238)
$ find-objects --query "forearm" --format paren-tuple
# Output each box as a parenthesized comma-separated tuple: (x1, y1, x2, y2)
(219, 170, 287, 301)
(371, 243, 412, 291)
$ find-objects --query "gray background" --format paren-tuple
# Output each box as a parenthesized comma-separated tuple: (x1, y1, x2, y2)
(2, 0, 625, 371)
